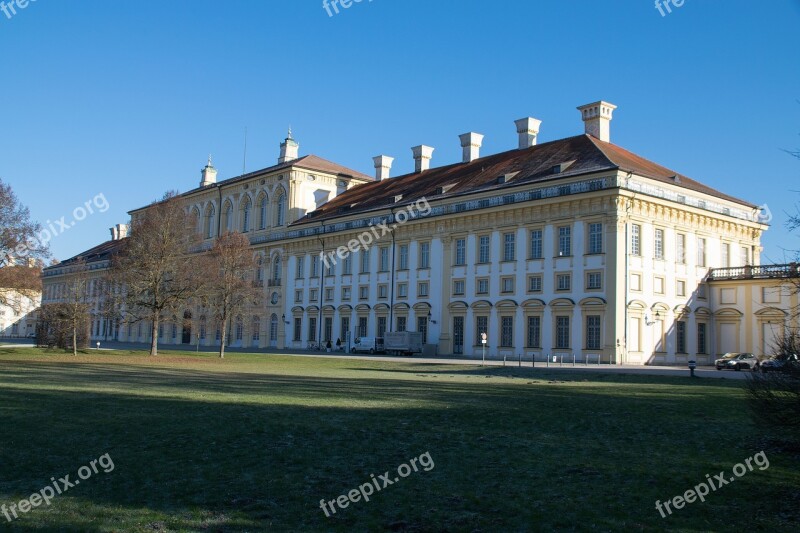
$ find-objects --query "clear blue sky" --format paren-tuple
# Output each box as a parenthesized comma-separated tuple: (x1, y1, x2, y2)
(2, 0, 799, 263)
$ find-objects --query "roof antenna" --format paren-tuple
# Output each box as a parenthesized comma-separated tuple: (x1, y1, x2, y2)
(242, 127, 248, 177)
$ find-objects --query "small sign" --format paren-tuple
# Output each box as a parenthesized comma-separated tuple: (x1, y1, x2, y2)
(481, 332, 487, 341)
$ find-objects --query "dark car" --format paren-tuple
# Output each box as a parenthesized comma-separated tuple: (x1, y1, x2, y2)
(760, 354, 799, 373)
(715, 353, 759, 371)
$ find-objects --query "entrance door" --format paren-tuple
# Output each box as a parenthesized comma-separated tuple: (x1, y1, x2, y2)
(453, 317, 464, 355)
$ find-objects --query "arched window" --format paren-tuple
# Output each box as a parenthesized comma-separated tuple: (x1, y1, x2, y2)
(275, 191, 286, 226)
(192, 208, 201, 234)
(235, 316, 244, 341)
(270, 314, 278, 341)
(272, 255, 282, 283)
(223, 201, 233, 232)
(199, 316, 207, 340)
(241, 197, 251, 232)
(255, 256, 264, 283)
(205, 205, 215, 239)
(252, 316, 261, 342)
(258, 194, 268, 230)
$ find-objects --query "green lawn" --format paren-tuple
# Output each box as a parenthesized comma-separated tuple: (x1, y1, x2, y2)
(0, 347, 797, 532)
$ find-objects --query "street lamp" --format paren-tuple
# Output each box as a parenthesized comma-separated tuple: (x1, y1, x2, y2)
(282, 314, 290, 325)
(427, 311, 437, 325)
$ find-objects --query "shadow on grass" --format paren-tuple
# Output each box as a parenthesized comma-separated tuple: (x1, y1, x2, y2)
(0, 360, 796, 532)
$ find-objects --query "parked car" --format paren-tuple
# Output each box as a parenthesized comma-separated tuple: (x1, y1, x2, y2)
(351, 337, 384, 354)
(759, 354, 799, 373)
(715, 352, 741, 370)
(720, 353, 760, 371)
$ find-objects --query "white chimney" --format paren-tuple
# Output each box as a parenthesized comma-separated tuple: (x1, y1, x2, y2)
(372, 155, 394, 181)
(515, 117, 542, 149)
(411, 145, 434, 173)
(577, 101, 617, 142)
(200, 155, 217, 187)
(109, 223, 129, 241)
(279, 128, 299, 163)
(459, 132, 484, 163)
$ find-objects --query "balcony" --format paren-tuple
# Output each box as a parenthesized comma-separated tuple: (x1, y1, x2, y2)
(708, 263, 800, 282)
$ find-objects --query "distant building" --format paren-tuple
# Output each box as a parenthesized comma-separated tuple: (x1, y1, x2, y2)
(0, 288, 40, 338)
(43, 101, 790, 364)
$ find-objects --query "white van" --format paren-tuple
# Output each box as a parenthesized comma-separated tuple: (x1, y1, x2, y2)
(351, 337, 384, 354)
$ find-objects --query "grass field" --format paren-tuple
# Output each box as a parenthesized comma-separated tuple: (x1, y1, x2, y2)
(0, 347, 797, 532)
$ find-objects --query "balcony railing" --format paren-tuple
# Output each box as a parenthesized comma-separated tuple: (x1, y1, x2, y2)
(707, 263, 800, 281)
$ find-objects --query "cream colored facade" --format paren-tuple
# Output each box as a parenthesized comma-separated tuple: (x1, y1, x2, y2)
(0, 288, 39, 338)
(42, 103, 788, 364)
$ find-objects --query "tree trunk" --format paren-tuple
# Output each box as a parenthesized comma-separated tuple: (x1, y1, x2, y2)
(150, 317, 159, 356)
(219, 316, 227, 359)
(72, 326, 77, 356)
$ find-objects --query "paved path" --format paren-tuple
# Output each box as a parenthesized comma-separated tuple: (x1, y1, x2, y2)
(0, 339, 753, 380)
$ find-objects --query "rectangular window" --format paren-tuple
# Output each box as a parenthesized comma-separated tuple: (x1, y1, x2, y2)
(358, 317, 368, 338)
(500, 317, 513, 347)
(324, 317, 333, 343)
(586, 315, 601, 350)
(529, 229, 543, 259)
(325, 259, 334, 277)
(588, 223, 603, 254)
(697, 238, 706, 267)
(343, 255, 352, 275)
(293, 318, 302, 342)
(342, 287, 351, 301)
(740, 246, 749, 266)
(677, 321, 687, 353)
(453, 280, 465, 296)
(311, 256, 319, 278)
(378, 284, 388, 299)
(360, 250, 370, 274)
(697, 323, 707, 354)
(379, 247, 389, 272)
(476, 316, 488, 345)
(478, 235, 491, 264)
(556, 274, 571, 291)
(308, 317, 317, 342)
(721, 243, 730, 268)
(630, 224, 641, 256)
(558, 226, 571, 256)
(296, 256, 305, 279)
(397, 283, 408, 298)
(586, 272, 602, 290)
(341, 317, 350, 341)
(631, 273, 642, 292)
(398, 244, 409, 270)
(455, 239, 466, 266)
(501, 277, 514, 293)
(556, 316, 570, 349)
(396, 316, 407, 332)
(359, 286, 369, 300)
(677, 234, 686, 264)
(503, 233, 516, 261)
(418, 282, 429, 297)
(419, 242, 430, 268)
(527, 316, 541, 348)
(295, 289, 303, 304)
(654, 229, 664, 260)
(676, 280, 686, 297)
(377, 317, 387, 337)
(325, 288, 334, 301)
(654, 276, 665, 295)
(309, 289, 318, 302)
(476, 278, 489, 295)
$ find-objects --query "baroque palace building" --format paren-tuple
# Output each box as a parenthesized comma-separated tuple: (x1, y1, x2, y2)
(42, 101, 799, 364)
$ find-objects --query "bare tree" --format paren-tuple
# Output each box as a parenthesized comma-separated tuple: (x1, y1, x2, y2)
(63, 259, 92, 355)
(200, 232, 261, 358)
(0, 179, 48, 307)
(112, 192, 203, 356)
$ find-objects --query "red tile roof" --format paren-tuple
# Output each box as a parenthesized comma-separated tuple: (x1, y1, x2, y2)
(293, 135, 755, 226)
